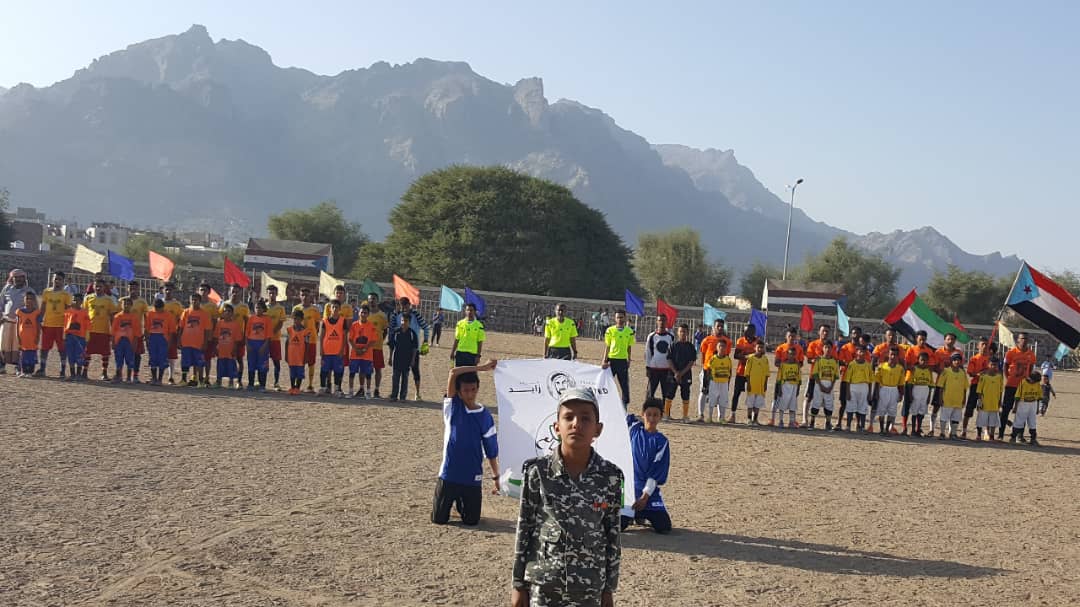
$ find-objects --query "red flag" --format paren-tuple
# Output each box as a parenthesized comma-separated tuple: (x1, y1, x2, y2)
(223, 257, 251, 288)
(800, 305, 814, 332)
(393, 274, 420, 305)
(656, 298, 678, 329)
(148, 250, 174, 281)
(952, 314, 968, 333)
(207, 288, 222, 305)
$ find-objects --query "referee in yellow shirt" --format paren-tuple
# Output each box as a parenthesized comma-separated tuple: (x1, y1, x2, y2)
(449, 302, 485, 367)
(601, 309, 635, 405)
(543, 304, 578, 360)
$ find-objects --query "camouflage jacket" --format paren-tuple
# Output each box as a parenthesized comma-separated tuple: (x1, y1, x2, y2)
(512, 448, 623, 594)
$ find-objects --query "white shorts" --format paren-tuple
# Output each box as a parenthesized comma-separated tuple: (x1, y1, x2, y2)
(976, 410, 1000, 428)
(848, 383, 871, 415)
(811, 383, 834, 411)
(777, 384, 798, 412)
(0, 319, 18, 362)
(910, 385, 931, 416)
(875, 386, 901, 417)
(1014, 402, 1038, 430)
(746, 394, 765, 410)
(940, 406, 963, 424)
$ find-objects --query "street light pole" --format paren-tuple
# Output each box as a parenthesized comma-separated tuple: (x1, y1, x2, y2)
(781, 178, 804, 280)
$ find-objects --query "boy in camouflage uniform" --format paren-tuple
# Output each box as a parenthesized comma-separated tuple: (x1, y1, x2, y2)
(512, 386, 622, 607)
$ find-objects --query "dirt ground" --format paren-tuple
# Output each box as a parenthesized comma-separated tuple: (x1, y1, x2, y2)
(3, 331, 1079, 606)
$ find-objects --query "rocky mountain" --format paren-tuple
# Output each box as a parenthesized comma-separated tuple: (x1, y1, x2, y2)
(0, 25, 1021, 290)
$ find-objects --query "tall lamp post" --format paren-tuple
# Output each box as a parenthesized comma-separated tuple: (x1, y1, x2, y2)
(781, 178, 804, 280)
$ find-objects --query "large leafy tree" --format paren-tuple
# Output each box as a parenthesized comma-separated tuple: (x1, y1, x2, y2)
(268, 201, 368, 275)
(739, 261, 781, 307)
(0, 188, 13, 250)
(925, 265, 1012, 324)
(799, 237, 900, 317)
(635, 228, 731, 306)
(363, 165, 638, 299)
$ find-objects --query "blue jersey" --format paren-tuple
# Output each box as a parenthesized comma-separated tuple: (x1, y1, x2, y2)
(627, 414, 670, 511)
(439, 396, 498, 486)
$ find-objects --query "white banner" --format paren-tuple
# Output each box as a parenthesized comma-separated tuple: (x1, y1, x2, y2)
(494, 359, 635, 508)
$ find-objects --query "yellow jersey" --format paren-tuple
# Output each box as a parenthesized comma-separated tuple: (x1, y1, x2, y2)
(1017, 378, 1042, 403)
(162, 299, 185, 324)
(874, 362, 906, 388)
(779, 361, 801, 385)
(545, 317, 578, 348)
(200, 301, 219, 325)
(812, 357, 839, 383)
(40, 289, 73, 328)
(744, 355, 771, 395)
(225, 301, 250, 331)
(977, 373, 1004, 412)
(708, 355, 732, 383)
(83, 294, 118, 334)
(936, 367, 968, 408)
(910, 366, 935, 387)
(292, 304, 322, 336)
(129, 297, 149, 336)
(603, 325, 634, 360)
(844, 360, 873, 385)
(325, 302, 355, 325)
(455, 318, 486, 355)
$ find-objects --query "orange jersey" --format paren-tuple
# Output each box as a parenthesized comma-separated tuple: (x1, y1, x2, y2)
(145, 310, 177, 336)
(700, 334, 733, 365)
(64, 308, 90, 339)
(246, 314, 272, 341)
(321, 316, 347, 356)
(180, 308, 210, 349)
(348, 320, 379, 361)
(1004, 347, 1036, 388)
(734, 336, 757, 375)
(904, 343, 937, 381)
(111, 312, 138, 343)
(15, 308, 42, 350)
(837, 341, 858, 367)
(774, 343, 805, 366)
(286, 326, 311, 366)
(805, 339, 826, 362)
(966, 353, 991, 385)
(215, 320, 241, 359)
(873, 342, 907, 365)
(935, 346, 964, 372)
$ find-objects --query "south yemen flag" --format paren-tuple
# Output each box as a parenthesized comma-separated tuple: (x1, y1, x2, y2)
(884, 289, 970, 348)
(1006, 263, 1080, 348)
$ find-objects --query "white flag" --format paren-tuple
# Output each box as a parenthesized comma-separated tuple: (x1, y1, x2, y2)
(998, 321, 1015, 349)
(319, 270, 343, 300)
(72, 244, 105, 273)
(493, 359, 635, 508)
(260, 272, 289, 300)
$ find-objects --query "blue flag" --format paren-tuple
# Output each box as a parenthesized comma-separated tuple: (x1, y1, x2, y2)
(749, 308, 768, 337)
(625, 289, 645, 316)
(465, 287, 486, 317)
(107, 250, 135, 282)
(439, 286, 464, 312)
(703, 303, 727, 325)
(1055, 342, 1071, 362)
(310, 256, 330, 272)
(835, 303, 851, 337)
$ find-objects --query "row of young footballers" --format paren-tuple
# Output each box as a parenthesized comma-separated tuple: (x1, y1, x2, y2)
(688, 324, 1047, 445)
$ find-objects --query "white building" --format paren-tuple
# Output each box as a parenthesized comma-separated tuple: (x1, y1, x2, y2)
(84, 223, 131, 253)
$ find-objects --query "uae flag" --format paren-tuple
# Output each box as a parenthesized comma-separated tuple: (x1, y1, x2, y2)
(884, 289, 970, 348)
(1006, 263, 1080, 348)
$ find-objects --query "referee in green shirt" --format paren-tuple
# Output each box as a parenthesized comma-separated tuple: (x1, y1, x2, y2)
(543, 304, 578, 360)
(449, 303, 485, 367)
(601, 309, 635, 406)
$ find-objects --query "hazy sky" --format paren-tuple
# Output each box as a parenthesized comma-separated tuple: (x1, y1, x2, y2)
(3, 1, 1077, 269)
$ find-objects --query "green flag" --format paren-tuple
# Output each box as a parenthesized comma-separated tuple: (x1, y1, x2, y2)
(360, 278, 384, 298)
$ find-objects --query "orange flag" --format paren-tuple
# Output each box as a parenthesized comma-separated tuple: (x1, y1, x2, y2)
(393, 274, 420, 305)
(207, 288, 222, 305)
(148, 251, 175, 281)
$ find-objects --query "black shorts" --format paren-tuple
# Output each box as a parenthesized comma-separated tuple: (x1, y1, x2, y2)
(432, 478, 482, 526)
(546, 347, 572, 360)
(454, 351, 479, 367)
(676, 373, 692, 401)
(647, 368, 675, 400)
(964, 384, 980, 416)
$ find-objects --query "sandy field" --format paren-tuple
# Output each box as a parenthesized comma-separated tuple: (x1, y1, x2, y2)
(2, 331, 1079, 606)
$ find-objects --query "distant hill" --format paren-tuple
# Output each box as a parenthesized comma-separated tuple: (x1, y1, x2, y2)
(0, 25, 1022, 290)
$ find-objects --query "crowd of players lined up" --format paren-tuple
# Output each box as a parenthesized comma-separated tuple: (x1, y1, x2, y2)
(569, 308, 1056, 446)
(0, 269, 491, 403)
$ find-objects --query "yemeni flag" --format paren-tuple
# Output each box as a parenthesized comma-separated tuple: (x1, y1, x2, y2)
(884, 289, 971, 348)
(1006, 263, 1080, 348)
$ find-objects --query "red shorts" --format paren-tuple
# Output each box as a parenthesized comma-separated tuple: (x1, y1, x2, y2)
(42, 327, 65, 352)
(135, 336, 145, 355)
(372, 348, 385, 370)
(169, 341, 178, 360)
(87, 332, 111, 357)
(305, 343, 317, 366)
(236, 343, 246, 359)
(269, 339, 282, 361)
(204, 341, 216, 362)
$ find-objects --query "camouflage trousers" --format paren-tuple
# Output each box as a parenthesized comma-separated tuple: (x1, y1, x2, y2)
(530, 586, 601, 607)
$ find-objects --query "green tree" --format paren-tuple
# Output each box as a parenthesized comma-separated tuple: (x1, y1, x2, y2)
(350, 242, 395, 283)
(798, 237, 900, 317)
(367, 165, 638, 298)
(123, 233, 169, 261)
(739, 261, 781, 306)
(1050, 270, 1080, 300)
(635, 228, 731, 306)
(925, 265, 1012, 324)
(0, 188, 13, 250)
(207, 246, 246, 269)
(268, 201, 368, 275)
